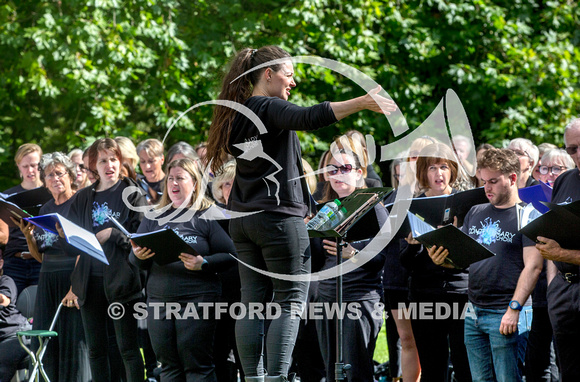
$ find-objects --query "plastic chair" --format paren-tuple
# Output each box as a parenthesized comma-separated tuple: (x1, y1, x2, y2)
(17, 302, 64, 382)
(15, 285, 37, 319)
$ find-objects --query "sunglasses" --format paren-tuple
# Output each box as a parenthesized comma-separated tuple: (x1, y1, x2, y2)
(565, 146, 578, 155)
(328, 164, 355, 175)
(539, 166, 567, 176)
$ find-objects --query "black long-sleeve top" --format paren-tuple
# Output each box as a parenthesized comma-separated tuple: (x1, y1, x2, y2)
(400, 191, 469, 298)
(314, 204, 389, 302)
(66, 177, 147, 306)
(228, 96, 337, 217)
(130, 207, 237, 302)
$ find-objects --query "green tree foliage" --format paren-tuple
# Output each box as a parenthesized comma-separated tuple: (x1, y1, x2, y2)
(0, 0, 578, 189)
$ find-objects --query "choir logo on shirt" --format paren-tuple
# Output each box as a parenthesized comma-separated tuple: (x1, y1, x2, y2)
(469, 217, 516, 245)
(164, 225, 197, 245)
(92, 201, 121, 227)
(35, 231, 58, 248)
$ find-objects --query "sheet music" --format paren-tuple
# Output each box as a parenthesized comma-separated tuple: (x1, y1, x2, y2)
(407, 211, 435, 237)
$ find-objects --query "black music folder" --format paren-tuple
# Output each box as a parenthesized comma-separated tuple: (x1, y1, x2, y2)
(408, 187, 488, 227)
(408, 212, 495, 269)
(519, 200, 580, 250)
(130, 229, 198, 266)
(3, 187, 52, 216)
(308, 187, 393, 241)
(0, 198, 33, 227)
(108, 214, 196, 266)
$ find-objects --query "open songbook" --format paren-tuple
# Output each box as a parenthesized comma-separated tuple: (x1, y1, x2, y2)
(519, 200, 580, 250)
(24, 213, 108, 265)
(107, 214, 196, 266)
(308, 187, 393, 240)
(1, 187, 52, 216)
(518, 182, 552, 214)
(407, 187, 488, 228)
(0, 198, 33, 227)
(407, 212, 495, 269)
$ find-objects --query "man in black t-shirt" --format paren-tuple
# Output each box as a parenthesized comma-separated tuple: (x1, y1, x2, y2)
(429, 148, 543, 382)
(536, 117, 580, 380)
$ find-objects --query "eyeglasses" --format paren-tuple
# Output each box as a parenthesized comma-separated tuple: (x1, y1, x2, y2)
(539, 166, 567, 176)
(565, 146, 578, 155)
(328, 164, 355, 175)
(79, 164, 98, 176)
(46, 171, 68, 180)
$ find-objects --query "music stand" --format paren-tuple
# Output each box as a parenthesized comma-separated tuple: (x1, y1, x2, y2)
(309, 187, 392, 381)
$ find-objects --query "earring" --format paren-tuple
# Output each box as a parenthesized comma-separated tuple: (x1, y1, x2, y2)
(267, 77, 271, 82)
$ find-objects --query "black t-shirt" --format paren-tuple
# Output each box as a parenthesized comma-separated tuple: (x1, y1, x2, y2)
(462, 203, 535, 309)
(131, 207, 237, 302)
(550, 168, 580, 274)
(316, 204, 388, 302)
(34, 197, 77, 273)
(0, 275, 28, 341)
(90, 180, 129, 276)
(2, 185, 29, 259)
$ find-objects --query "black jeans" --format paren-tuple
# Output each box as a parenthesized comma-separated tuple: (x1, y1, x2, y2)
(230, 212, 310, 377)
(2, 257, 41, 295)
(81, 276, 143, 382)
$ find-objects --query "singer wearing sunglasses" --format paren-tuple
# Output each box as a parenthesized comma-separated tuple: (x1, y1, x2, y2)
(311, 136, 389, 382)
(206, 45, 396, 382)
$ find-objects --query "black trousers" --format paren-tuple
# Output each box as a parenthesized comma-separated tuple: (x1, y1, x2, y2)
(409, 293, 472, 382)
(0, 335, 28, 381)
(81, 276, 143, 382)
(315, 298, 382, 382)
(547, 274, 580, 382)
(147, 296, 217, 382)
(525, 306, 558, 382)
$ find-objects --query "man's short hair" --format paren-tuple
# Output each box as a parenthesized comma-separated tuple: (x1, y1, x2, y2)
(477, 148, 521, 179)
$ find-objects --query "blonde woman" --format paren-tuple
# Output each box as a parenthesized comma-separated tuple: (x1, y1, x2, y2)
(131, 158, 237, 381)
(2, 143, 45, 294)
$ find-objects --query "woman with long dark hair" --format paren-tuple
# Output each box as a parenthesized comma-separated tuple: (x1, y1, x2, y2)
(205, 45, 396, 382)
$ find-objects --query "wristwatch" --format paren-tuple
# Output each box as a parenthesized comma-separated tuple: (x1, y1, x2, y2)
(509, 300, 523, 311)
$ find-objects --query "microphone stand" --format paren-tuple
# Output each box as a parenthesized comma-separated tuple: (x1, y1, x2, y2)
(335, 236, 351, 381)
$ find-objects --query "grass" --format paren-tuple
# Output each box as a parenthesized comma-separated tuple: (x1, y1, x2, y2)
(373, 323, 389, 364)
